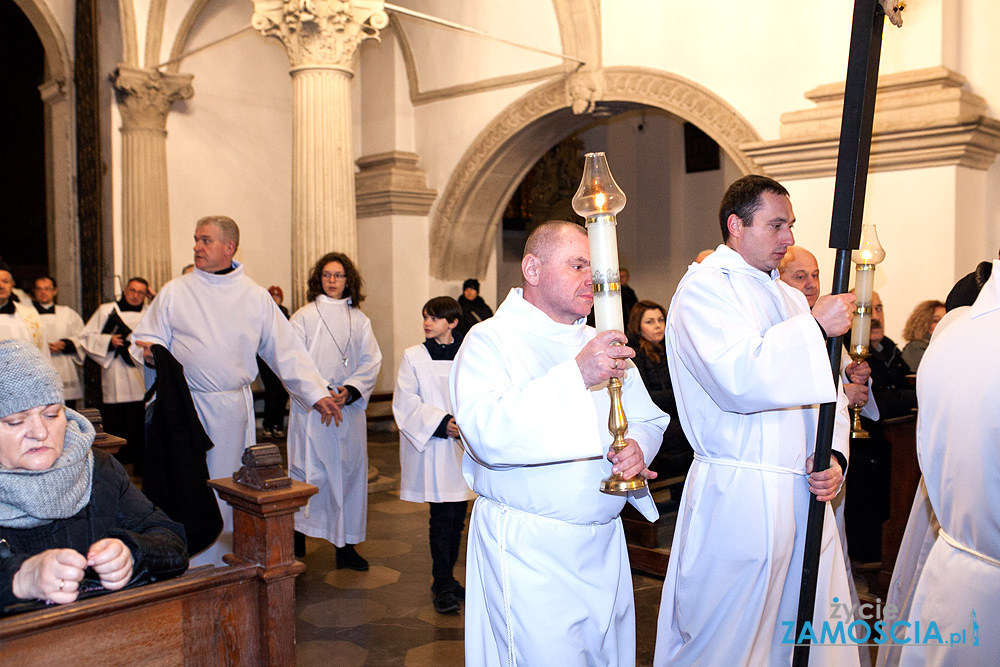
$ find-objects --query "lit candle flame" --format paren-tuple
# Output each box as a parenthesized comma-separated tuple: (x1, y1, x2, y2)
(595, 192, 606, 210)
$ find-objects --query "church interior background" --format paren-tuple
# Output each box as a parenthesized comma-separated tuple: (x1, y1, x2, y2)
(4, 0, 1000, 661)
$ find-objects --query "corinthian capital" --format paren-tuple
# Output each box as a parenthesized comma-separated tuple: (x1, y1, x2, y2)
(252, 0, 388, 72)
(113, 66, 194, 131)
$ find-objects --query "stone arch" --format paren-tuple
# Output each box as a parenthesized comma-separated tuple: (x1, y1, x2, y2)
(11, 0, 70, 81)
(429, 66, 763, 280)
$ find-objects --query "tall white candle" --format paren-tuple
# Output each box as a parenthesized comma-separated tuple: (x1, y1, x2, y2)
(587, 214, 624, 333)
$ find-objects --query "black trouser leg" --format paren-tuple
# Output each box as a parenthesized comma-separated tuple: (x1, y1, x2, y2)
(447, 501, 468, 572)
(429, 501, 468, 588)
(257, 356, 288, 431)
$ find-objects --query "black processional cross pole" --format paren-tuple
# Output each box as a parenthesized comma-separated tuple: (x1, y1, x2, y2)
(792, 1, 903, 665)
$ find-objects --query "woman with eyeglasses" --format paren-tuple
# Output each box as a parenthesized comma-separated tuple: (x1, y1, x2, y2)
(286, 253, 382, 571)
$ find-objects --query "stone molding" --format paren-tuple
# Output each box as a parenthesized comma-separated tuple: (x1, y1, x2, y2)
(112, 66, 193, 132)
(430, 66, 762, 279)
(355, 151, 437, 218)
(742, 66, 1000, 179)
(252, 0, 388, 72)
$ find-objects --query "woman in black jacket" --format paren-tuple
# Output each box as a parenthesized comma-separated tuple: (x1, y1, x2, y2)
(0, 339, 188, 610)
(626, 301, 692, 477)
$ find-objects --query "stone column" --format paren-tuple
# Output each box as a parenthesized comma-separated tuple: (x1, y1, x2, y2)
(39, 79, 81, 311)
(113, 66, 193, 291)
(252, 0, 388, 308)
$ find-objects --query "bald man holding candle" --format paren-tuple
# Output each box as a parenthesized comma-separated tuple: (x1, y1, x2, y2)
(451, 220, 668, 666)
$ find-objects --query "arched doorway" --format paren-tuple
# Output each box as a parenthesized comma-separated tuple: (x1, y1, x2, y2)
(10, 0, 78, 309)
(1, 1, 47, 285)
(430, 66, 763, 297)
(493, 104, 747, 309)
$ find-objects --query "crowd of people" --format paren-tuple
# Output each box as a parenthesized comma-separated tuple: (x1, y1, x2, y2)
(0, 175, 994, 666)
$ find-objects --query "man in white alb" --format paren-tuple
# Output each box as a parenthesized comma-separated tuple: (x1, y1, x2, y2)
(655, 176, 859, 666)
(452, 221, 669, 666)
(80, 277, 152, 472)
(31, 276, 86, 407)
(0, 263, 49, 360)
(131, 215, 340, 565)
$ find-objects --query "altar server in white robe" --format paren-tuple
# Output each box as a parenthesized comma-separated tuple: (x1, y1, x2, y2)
(879, 260, 1000, 666)
(32, 276, 85, 404)
(80, 278, 151, 471)
(287, 252, 381, 571)
(130, 216, 340, 566)
(0, 264, 49, 360)
(452, 221, 668, 667)
(393, 296, 475, 614)
(655, 176, 858, 667)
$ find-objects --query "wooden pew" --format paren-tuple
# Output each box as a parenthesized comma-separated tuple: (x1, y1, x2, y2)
(0, 476, 316, 665)
(877, 413, 920, 594)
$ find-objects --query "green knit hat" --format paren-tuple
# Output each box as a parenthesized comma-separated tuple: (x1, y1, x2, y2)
(0, 339, 63, 419)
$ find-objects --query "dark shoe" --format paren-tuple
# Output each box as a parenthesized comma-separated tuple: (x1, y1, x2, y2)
(433, 588, 460, 614)
(336, 544, 369, 571)
(294, 530, 306, 558)
(431, 580, 464, 602)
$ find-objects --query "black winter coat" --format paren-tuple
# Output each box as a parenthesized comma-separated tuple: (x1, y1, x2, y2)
(1, 449, 188, 611)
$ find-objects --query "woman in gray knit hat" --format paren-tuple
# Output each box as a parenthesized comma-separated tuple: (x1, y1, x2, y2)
(0, 339, 188, 609)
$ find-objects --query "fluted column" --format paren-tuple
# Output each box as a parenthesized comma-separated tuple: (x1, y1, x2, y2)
(113, 66, 193, 291)
(253, 0, 388, 308)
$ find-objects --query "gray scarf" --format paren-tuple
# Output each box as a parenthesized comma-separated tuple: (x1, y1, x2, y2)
(0, 409, 95, 529)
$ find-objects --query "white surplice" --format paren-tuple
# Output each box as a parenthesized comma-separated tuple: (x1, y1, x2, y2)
(37, 304, 86, 400)
(889, 260, 1000, 667)
(655, 245, 858, 667)
(287, 295, 381, 546)
(0, 303, 49, 362)
(451, 288, 668, 667)
(130, 263, 331, 565)
(79, 302, 148, 404)
(393, 343, 475, 504)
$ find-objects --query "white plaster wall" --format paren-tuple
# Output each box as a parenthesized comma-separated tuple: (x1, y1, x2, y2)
(397, 0, 562, 92)
(602, 1, 853, 138)
(787, 167, 960, 344)
(160, 0, 201, 67)
(164, 1, 293, 292)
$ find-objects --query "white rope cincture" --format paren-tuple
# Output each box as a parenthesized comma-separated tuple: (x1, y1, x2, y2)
(693, 452, 808, 476)
(494, 502, 516, 667)
(939, 529, 1000, 569)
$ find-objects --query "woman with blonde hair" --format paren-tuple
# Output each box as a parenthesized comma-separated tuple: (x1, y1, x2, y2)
(901, 299, 945, 371)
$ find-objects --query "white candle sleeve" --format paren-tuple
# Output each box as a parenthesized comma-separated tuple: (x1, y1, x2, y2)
(851, 265, 875, 348)
(587, 217, 624, 333)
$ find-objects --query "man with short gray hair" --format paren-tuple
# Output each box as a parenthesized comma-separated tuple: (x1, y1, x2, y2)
(131, 215, 340, 565)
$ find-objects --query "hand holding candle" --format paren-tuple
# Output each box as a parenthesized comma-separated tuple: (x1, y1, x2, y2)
(572, 152, 645, 494)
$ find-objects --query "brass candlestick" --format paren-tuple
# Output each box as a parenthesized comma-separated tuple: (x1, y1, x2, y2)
(848, 342, 870, 439)
(572, 151, 645, 495)
(848, 223, 885, 439)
